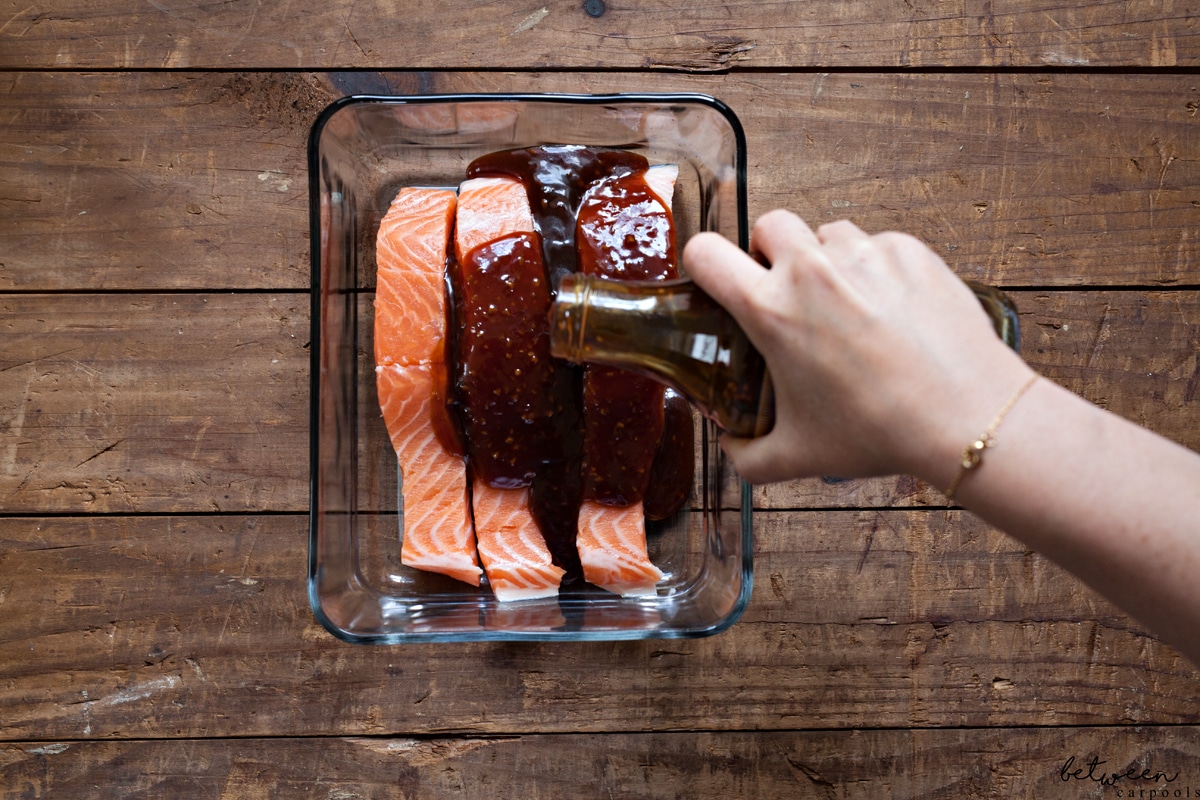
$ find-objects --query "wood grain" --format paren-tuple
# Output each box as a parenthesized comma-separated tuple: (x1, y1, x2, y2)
(0, 72, 328, 291)
(0, 293, 309, 513)
(2, 514, 1196, 741)
(5, 71, 1200, 291)
(8, 0, 1200, 793)
(6, 289, 1194, 514)
(4, 727, 1200, 798)
(2, 2, 1198, 71)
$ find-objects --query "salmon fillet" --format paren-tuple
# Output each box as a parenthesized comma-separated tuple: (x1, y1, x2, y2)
(375, 187, 456, 367)
(377, 364, 481, 585)
(643, 164, 678, 210)
(456, 174, 563, 600)
(454, 176, 535, 262)
(375, 162, 680, 599)
(576, 500, 664, 596)
(375, 187, 481, 586)
(472, 480, 566, 601)
(573, 164, 680, 596)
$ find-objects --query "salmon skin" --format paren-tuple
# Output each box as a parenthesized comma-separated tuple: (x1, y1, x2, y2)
(375, 188, 481, 586)
(454, 175, 564, 601)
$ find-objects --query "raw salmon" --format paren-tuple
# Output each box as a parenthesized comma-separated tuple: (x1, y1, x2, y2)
(472, 480, 566, 601)
(375, 187, 456, 367)
(576, 500, 664, 596)
(376, 364, 481, 585)
(454, 176, 535, 262)
(375, 187, 481, 586)
(455, 174, 564, 600)
(573, 164, 680, 596)
(375, 159, 682, 599)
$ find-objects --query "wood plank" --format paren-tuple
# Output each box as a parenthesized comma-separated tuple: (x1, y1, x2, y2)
(2, 2, 1199, 70)
(0, 71, 329, 291)
(4, 72, 1200, 292)
(0, 293, 309, 513)
(2, 289, 1196, 513)
(4, 727, 1200, 798)
(2, 514, 1196, 740)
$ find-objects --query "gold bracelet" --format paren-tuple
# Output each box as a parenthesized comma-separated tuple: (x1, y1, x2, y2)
(944, 374, 1040, 502)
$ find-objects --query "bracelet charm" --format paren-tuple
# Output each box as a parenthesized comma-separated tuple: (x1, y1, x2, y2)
(945, 374, 1040, 502)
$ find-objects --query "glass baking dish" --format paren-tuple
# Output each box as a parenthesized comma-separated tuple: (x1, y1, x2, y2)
(308, 93, 751, 643)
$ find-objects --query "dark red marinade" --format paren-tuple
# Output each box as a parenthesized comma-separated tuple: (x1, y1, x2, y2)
(576, 168, 681, 508)
(451, 233, 558, 489)
(446, 146, 695, 583)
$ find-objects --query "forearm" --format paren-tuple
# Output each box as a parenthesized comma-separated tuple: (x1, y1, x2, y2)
(941, 376, 1200, 665)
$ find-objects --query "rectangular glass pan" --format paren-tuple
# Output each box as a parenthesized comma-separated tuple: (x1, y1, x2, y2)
(309, 93, 752, 642)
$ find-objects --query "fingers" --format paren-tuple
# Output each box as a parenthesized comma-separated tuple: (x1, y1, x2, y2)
(871, 230, 955, 286)
(815, 219, 873, 268)
(681, 231, 765, 317)
(816, 218, 870, 246)
(686, 211, 831, 299)
(750, 209, 820, 266)
(755, 214, 885, 300)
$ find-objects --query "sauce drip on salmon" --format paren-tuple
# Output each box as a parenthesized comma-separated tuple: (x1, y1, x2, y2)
(381, 147, 696, 597)
(451, 149, 696, 587)
(467, 145, 649, 284)
(453, 232, 557, 488)
(576, 167, 681, 507)
(576, 169, 678, 282)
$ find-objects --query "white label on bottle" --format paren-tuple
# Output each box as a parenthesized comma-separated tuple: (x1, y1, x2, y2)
(689, 333, 719, 364)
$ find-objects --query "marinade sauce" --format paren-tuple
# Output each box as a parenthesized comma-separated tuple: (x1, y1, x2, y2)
(576, 168, 683, 507)
(643, 390, 695, 521)
(445, 223, 585, 579)
(467, 145, 648, 283)
(448, 146, 695, 582)
(451, 233, 557, 487)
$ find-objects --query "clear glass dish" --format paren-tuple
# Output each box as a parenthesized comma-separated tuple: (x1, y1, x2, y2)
(308, 93, 751, 643)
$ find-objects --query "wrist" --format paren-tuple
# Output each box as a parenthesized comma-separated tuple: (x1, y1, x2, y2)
(941, 372, 1040, 500)
(902, 347, 1038, 494)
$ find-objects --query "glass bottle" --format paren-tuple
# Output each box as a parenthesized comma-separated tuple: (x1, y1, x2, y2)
(549, 274, 1021, 439)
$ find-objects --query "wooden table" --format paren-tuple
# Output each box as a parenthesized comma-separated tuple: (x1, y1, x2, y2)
(4, 3, 1200, 796)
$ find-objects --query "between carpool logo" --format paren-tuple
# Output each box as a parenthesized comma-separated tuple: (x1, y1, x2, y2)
(1060, 754, 1184, 796)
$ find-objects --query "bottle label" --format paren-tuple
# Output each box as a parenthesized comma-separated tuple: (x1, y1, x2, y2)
(689, 333, 719, 364)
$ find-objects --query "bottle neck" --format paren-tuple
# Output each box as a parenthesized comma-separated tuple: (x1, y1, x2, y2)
(550, 273, 592, 363)
(550, 273, 695, 367)
(549, 273, 776, 438)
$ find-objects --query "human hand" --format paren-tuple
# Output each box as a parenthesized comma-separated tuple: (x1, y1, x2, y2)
(683, 210, 1034, 487)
